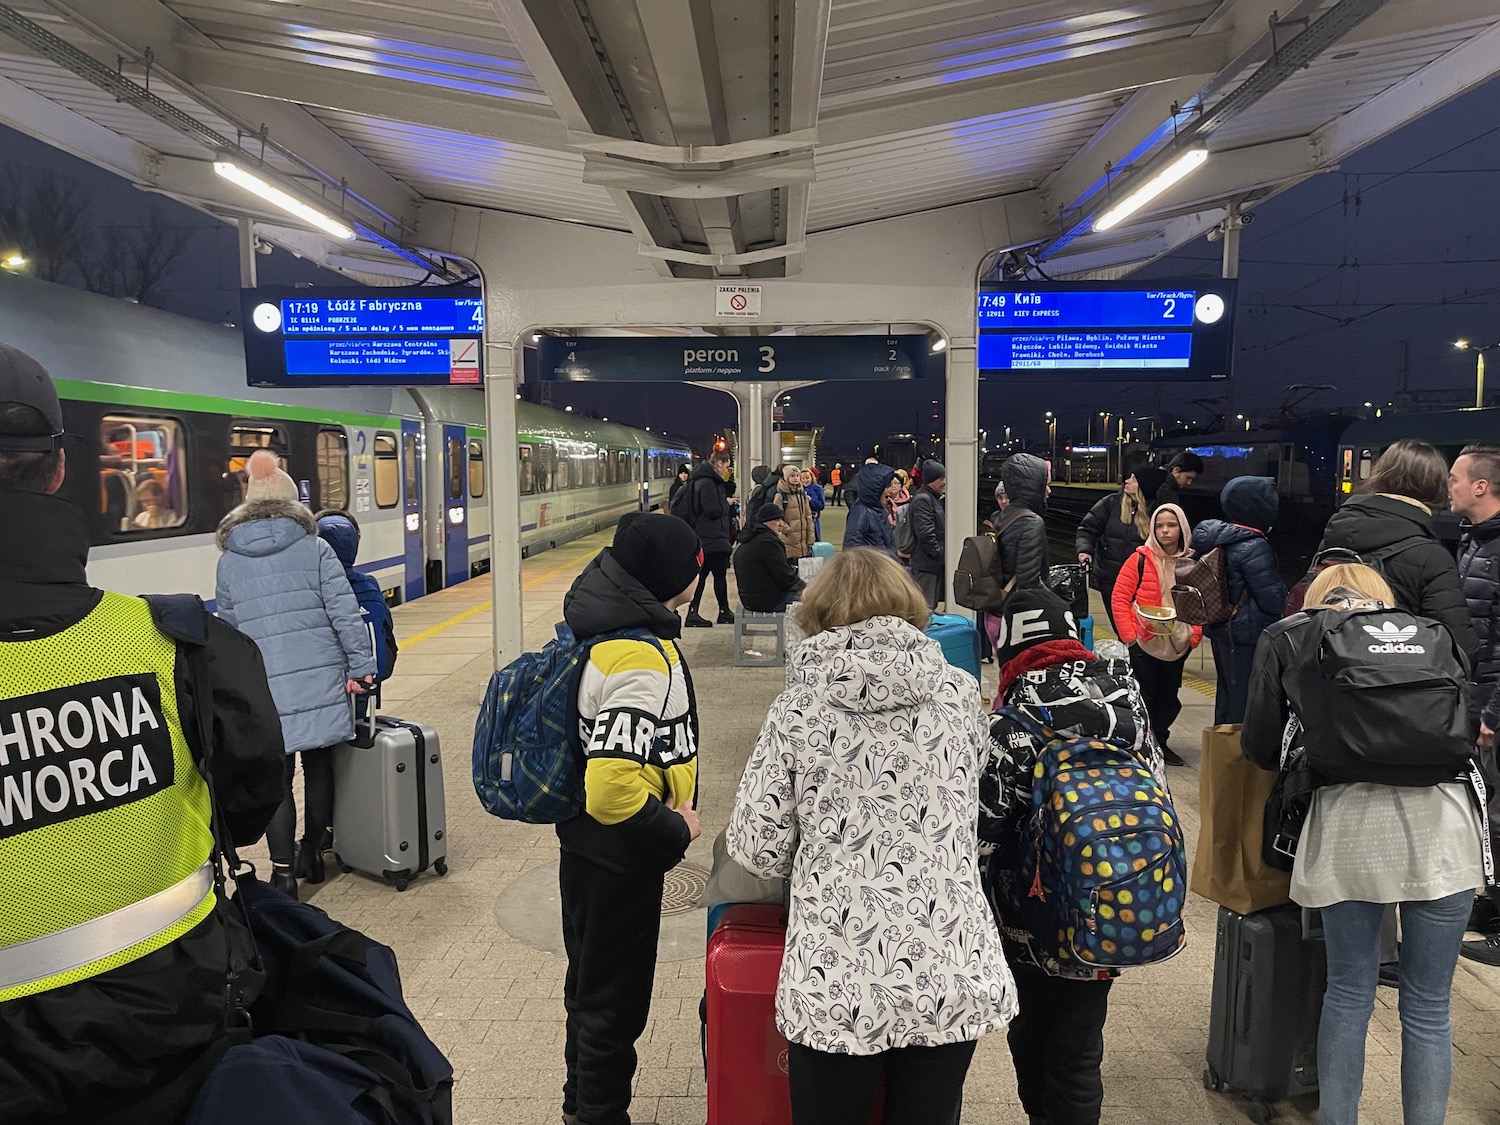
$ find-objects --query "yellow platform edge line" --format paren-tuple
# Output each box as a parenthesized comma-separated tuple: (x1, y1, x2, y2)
(401, 545, 603, 649)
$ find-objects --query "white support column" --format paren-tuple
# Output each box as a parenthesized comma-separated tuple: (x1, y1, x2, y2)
(944, 339, 979, 614)
(237, 217, 257, 289)
(486, 339, 525, 669)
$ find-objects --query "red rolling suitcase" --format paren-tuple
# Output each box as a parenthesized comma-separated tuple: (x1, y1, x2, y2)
(705, 904, 791, 1125)
(705, 904, 882, 1125)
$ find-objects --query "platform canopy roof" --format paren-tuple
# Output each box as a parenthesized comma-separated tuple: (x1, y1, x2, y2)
(2, 0, 1497, 284)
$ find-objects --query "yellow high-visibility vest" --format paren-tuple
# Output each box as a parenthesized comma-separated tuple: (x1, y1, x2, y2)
(0, 592, 215, 1002)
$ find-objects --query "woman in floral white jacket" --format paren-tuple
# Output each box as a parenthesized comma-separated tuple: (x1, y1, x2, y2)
(728, 547, 1016, 1125)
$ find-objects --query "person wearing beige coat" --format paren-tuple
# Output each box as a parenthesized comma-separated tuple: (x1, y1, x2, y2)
(775, 470, 816, 559)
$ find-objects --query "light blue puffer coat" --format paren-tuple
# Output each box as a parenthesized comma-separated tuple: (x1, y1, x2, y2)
(215, 499, 377, 754)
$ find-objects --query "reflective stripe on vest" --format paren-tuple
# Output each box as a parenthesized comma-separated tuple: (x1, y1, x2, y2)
(0, 863, 212, 992)
(0, 592, 215, 1002)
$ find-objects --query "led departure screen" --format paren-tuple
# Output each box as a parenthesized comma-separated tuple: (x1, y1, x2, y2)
(976, 279, 1236, 381)
(241, 285, 484, 387)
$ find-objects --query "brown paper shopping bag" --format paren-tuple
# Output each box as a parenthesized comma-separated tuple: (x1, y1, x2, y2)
(1190, 724, 1292, 914)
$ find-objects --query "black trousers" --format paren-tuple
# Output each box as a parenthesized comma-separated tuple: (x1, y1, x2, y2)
(831, 485, 843, 506)
(690, 550, 731, 615)
(786, 1038, 976, 1125)
(1006, 965, 1113, 1125)
(560, 850, 664, 1125)
(1209, 635, 1256, 725)
(265, 747, 334, 868)
(1128, 645, 1187, 749)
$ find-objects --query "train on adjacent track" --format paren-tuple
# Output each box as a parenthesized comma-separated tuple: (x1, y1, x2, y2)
(0, 274, 690, 604)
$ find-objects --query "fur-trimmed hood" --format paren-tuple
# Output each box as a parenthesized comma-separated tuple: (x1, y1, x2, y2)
(217, 498, 316, 553)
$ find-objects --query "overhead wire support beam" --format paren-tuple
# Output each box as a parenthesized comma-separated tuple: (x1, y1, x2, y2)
(1037, 0, 1390, 260)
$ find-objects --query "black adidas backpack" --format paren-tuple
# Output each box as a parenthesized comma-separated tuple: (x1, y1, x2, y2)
(1297, 606, 1473, 786)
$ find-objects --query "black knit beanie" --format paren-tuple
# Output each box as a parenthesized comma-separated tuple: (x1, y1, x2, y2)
(995, 586, 1079, 667)
(610, 513, 703, 602)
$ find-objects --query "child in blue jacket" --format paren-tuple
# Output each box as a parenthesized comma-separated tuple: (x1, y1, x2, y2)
(315, 510, 398, 683)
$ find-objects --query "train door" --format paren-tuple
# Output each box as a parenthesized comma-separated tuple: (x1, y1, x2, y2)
(442, 424, 469, 588)
(401, 420, 424, 602)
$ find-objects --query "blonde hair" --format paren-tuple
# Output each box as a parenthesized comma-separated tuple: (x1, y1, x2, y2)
(796, 547, 930, 635)
(1305, 562, 1395, 610)
(1120, 488, 1150, 539)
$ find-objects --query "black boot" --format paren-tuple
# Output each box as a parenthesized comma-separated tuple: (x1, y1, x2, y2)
(716, 607, 735, 625)
(684, 610, 712, 628)
(295, 841, 327, 885)
(271, 865, 299, 901)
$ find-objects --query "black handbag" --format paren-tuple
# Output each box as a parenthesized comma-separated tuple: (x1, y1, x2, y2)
(1262, 717, 1317, 872)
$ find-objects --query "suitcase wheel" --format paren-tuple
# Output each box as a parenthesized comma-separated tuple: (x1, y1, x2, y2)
(393, 877, 410, 892)
(434, 858, 448, 877)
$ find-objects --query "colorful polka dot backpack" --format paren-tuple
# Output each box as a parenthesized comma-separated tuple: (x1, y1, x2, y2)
(998, 708, 1188, 969)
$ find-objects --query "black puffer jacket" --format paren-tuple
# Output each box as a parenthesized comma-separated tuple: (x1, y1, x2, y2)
(678, 461, 733, 554)
(1320, 494, 1477, 657)
(1459, 513, 1500, 729)
(843, 463, 897, 553)
(997, 454, 1049, 588)
(733, 520, 804, 611)
(1075, 490, 1146, 591)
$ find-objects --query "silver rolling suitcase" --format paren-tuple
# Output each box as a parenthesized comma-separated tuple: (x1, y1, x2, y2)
(333, 692, 448, 891)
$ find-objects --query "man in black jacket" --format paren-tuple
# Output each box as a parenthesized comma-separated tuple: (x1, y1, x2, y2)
(1449, 443, 1500, 954)
(908, 459, 947, 609)
(0, 343, 286, 1123)
(733, 504, 805, 612)
(678, 451, 736, 627)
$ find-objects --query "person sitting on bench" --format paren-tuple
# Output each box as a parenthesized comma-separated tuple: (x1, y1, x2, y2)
(733, 503, 805, 613)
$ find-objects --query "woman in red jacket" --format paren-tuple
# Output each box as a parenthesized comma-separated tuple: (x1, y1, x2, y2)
(1112, 502, 1201, 767)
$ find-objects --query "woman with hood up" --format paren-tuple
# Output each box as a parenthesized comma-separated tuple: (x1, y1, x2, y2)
(215, 450, 376, 898)
(1190, 476, 1289, 724)
(842, 462, 900, 554)
(1111, 503, 1201, 766)
(1076, 467, 1163, 629)
(728, 548, 1016, 1124)
(995, 453, 1050, 592)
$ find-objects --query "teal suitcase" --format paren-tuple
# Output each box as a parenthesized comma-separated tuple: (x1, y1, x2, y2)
(926, 612, 980, 682)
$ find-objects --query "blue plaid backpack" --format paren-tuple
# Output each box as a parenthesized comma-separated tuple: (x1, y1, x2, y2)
(998, 708, 1188, 969)
(472, 623, 665, 823)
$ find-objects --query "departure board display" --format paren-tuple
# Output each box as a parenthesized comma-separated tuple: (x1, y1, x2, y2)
(976, 279, 1236, 381)
(241, 285, 484, 387)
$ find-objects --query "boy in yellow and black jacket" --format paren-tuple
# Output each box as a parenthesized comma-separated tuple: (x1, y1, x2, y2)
(556, 512, 703, 1125)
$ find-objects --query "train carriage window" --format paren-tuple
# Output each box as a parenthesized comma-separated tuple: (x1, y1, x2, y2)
(401, 433, 419, 504)
(581, 449, 596, 488)
(448, 437, 464, 500)
(469, 440, 485, 498)
(100, 414, 187, 533)
(534, 442, 555, 493)
(316, 428, 349, 510)
(374, 432, 399, 508)
(519, 444, 534, 494)
(225, 422, 287, 505)
(555, 446, 572, 491)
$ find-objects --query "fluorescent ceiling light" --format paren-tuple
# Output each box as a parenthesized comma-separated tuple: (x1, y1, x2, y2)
(1093, 148, 1209, 233)
(213, 160, 356, 240)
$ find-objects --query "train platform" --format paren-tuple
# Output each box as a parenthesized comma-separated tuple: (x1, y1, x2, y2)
(286, 508, 1500, 1125)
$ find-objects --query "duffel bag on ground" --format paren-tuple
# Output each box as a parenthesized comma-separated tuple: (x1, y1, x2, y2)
(229, 871, 454, 1125)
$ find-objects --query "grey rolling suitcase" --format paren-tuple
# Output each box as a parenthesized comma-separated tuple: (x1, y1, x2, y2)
(334, 695, 448, 891)
(1204, 904, 1325, 1123)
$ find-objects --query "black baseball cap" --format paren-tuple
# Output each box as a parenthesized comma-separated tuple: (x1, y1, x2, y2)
(0, 344, 63, 452)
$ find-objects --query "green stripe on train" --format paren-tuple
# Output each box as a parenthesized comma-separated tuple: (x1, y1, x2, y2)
(55, 378, 406, 431)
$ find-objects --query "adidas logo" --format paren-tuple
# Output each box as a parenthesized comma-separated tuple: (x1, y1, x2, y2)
(1363, 621, 1426, 654)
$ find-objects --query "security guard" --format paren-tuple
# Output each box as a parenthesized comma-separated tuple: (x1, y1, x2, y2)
(0, 343, 286, 1123)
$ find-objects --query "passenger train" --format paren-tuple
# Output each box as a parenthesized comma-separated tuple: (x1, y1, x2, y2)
(0, 274, 690, 603)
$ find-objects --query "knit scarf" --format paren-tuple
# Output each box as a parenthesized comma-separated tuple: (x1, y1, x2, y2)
(996, 639, 1097, 701)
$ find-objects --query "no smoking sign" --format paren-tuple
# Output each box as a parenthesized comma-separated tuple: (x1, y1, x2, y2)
(715, 283, 761, 319)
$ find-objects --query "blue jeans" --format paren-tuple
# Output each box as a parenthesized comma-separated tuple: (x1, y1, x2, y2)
(1318, 890, 1472, 1125)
